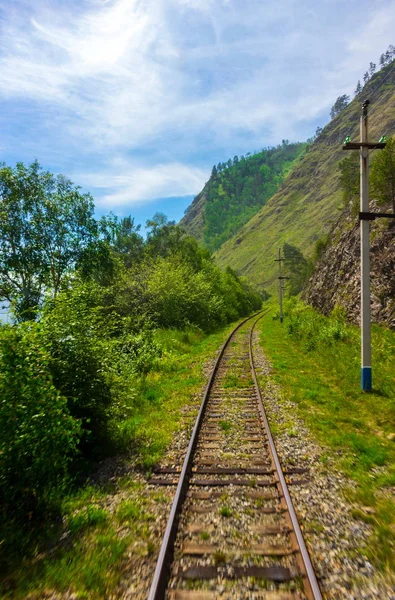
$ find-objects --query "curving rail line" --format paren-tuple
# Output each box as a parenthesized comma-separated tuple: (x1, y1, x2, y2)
(148, 311, 322, 600)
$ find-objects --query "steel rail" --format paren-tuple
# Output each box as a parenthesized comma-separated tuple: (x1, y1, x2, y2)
(147, 310, 267, 600)
(249, 314, 323, 600)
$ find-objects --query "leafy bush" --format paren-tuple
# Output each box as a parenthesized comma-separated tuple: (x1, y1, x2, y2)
(147, 257, 225, 331)
(215, 266, 261, 322)
(285, 299, 351, 350)
(145, 256, 261, 332)
(116, 331, 162, 375)
(40, 282, 119, 457)
(40, 279, 164, 458)
(313, 234, 330, 263)
(0, 323, 80, 516)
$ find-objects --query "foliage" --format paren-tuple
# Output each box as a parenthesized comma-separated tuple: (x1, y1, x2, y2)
(39, 280, 161, 458)
(313, 234, 330, 263)
(0, 151, 261, 586)
(0, 197, 261, 536)
(339, 151, 359, 210)
(1, 318, 231, 595)
(0, 161, 97, 320)
(285, 299, 350, 350)
(146, 256, 224, 330)
(98, 214, 144, 268)
(330, 94, 350, 119)
(0, 323, 80, 522)
(370, 136, 395, 212)
(144, 254, 260, 332)
(339, 136, 395, 214)
(282, 243, 312, 296)
(145, 213, 209, 264)
(39, 282, 118, 457)
(197, 141, 306, 252)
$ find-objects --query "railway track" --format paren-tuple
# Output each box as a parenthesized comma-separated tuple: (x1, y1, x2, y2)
(148, 312, 322, 600)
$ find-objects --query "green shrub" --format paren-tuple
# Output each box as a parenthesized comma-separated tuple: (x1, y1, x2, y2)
(0, 323, 80, 516)
(116, 331, 162, 375)
(40, 280, 164, 458)
(286, 299, 351, 350)
(147, 257, 226, 331)
(40, 282, 119, 458)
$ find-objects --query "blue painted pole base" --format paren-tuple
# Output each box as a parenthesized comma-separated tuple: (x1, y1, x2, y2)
(361, 367, 372, 391)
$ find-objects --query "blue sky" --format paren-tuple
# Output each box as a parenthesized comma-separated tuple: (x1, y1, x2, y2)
(1, 0, 395, 228)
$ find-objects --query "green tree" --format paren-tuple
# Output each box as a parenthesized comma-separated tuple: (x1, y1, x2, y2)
(283, 243, 311, 296)
(0, 161, 97, 320)
(330, 94, 350, 119)
(370, 137, 395, 212)
(199, 142, 306, 252)
(145, 213, 186, 258)
(99, 214, 143, 267)
(339, 152, 359, 209)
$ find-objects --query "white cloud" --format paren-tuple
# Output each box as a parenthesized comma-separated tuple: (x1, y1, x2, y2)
(74, 161, 208, 207)
(1, 0, 395, 208)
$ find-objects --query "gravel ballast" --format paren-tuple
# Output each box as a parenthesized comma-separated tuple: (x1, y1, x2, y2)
(24, 322, 395, 599)
(252, 327, 395, 600)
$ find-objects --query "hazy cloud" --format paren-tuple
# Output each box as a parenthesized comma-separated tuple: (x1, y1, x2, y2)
(0, 0, 394, 215)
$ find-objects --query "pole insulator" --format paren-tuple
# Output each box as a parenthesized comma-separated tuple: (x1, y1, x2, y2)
(362, 99, 370, 116)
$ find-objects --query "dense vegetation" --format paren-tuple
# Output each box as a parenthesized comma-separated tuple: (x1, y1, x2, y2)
(187, 141, 306, 252)
(282, 243, 312, 296)
(0, 162, 261, 570)
(339, 135, 395, 213)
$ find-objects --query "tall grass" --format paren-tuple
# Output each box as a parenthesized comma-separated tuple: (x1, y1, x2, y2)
(258, 300, 395, 573)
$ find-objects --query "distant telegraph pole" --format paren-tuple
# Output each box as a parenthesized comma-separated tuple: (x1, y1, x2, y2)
(275, 248, 288, 323)
(343, 99, 391, 391)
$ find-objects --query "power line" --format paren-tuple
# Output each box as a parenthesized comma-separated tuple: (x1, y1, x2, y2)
(362, 60, 395, 123)
(352, 62, 395, 157)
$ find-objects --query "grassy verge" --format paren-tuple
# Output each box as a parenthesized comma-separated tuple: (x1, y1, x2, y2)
(1, 322, 239, 599)
(257, 301, 395, 575)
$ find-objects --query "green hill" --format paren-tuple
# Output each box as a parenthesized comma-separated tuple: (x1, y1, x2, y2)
(180, 142, 307, 252)
(213, 62, 395, 294)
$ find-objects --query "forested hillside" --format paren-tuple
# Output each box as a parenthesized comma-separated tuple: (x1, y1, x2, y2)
(181, 142, 306, 252)
(180, 56, 395, 298)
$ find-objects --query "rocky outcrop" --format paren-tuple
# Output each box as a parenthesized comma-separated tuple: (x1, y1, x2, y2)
(179, 189, 206, 243)
(304, 204, 395, 329)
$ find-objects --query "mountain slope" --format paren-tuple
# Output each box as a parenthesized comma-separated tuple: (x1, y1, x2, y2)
(181, 143, 306, 252)
(304, 203, 395, 328)
(213, 64, 395, 293)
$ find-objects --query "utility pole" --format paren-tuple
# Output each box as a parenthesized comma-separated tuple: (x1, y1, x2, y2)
(275, 248, 284, 323)
(343, 100, 388, 391)
(360, 101, 371, 392)
(275, 248, 288, 323)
